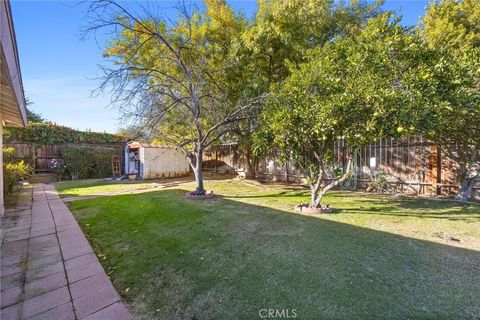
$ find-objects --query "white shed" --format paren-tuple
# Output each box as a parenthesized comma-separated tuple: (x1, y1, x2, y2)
(124, 142, 190, 179)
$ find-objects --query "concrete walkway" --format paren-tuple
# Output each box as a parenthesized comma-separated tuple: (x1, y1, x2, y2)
(1, 184, 132, 320)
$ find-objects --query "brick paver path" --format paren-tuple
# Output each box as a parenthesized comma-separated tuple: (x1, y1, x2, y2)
(1, 184, 132, 320)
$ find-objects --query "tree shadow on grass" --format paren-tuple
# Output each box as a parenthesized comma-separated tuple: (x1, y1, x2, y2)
(73, 189, 480, 320)
(55, 174, 242, 199)
(227, 189, 480, 222)
(337, 197, 480, 222)
(226, 190, 310, 199)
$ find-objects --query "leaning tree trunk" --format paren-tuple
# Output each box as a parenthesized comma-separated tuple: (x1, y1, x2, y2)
(309, 184, 322, 207)
(309, 156, 354, 207)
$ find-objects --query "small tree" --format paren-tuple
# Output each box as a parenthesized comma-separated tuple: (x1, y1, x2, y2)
(86, 0, 266, 195)
(255, 15, 425, 207)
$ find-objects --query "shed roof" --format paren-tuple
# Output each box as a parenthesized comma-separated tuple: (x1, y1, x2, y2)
(126, 141, 172, 148)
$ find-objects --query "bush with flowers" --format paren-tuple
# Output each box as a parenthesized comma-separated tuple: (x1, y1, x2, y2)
(48, 158, 67, 181)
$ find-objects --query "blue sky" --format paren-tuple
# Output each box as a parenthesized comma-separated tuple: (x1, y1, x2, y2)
(11, 0, 430, 133)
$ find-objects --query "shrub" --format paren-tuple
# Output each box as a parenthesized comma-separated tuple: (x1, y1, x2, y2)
(92, 148, 116, 178)
(3, 147, 32, 194)
(3, 146, 15, 162)
(367, 173, 389, 193)
(62, 146, 94, 180)
(62, 145, 117, 180)
(48, 159, 67, 181)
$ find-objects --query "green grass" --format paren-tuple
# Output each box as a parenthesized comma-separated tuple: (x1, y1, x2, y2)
(64, 179, 480, 320)
(55, 179, 164, 197)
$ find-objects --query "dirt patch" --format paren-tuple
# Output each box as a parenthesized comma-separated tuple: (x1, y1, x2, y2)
(185, 191, 216, 200)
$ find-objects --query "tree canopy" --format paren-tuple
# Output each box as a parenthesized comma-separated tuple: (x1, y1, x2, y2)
(91, 0, 479, 202)
(420, 0, 480, 200)
(88, 0, 265, 194)
(422, 0, 480, 49)
(254, 14, 434, 206)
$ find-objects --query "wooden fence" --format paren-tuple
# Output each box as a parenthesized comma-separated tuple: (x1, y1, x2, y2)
(207, 137, 478, 197)
(7, 139, 477, 197)
(5, 143, 124, 174)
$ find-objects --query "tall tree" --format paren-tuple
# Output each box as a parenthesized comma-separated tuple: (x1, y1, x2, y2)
(232, 0, 382, 178)
(420, 0, 480, 201)
(244, 0, 382, 85)
(86, 0, 266, 195)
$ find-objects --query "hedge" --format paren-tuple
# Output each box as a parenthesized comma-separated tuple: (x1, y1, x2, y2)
(62, 145, 117, 180)
(4, 122, 126, 145)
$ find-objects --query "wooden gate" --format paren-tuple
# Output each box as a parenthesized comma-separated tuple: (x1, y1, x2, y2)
(34, 145, 62, 173)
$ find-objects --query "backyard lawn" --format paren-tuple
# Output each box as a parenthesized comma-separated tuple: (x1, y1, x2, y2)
(58, 179, 480, 320)
(55, 178, 188, 198)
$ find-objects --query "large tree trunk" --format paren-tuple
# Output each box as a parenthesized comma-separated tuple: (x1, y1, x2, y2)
(194, 151, 205, 195)
(457, 163, 478, 202)
(244, 148, 256, 179)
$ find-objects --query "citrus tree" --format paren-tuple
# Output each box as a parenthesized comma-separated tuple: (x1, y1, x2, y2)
(231, 0, 382, 177)
(255, 14, 428, 207)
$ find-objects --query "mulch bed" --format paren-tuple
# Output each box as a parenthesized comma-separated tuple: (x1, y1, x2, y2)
(294, 203, 334, 214)
(185, 191, 216, 200)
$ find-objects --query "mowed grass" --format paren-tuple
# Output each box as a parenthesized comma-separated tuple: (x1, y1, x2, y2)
(64, 179, 480, 320)
(55, 179, 164, 197)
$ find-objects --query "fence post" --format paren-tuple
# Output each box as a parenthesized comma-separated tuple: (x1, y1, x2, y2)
(285, 163, 288, 182)
(436, 146, 442, 195)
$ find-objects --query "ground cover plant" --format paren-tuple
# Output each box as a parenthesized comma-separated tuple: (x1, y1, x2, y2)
(63, 179, 480, 320)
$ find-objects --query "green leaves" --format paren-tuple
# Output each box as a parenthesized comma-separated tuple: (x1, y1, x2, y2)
(421, 0, 480, 50)
(254, 13, 436, 186)
(4, 123, 125, 145)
